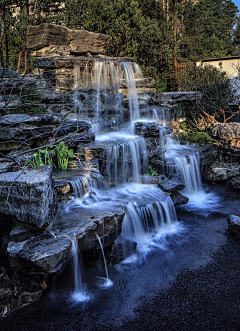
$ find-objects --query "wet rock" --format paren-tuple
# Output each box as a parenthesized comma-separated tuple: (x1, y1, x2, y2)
(227, 215, 240, 239)
(7, 234, 72, 273)
(0, 166, 57, 229)
(231, 176, 240, 190)
(158, 179, 185, 193)
(204, 162, 240, 182)
(170, 191, 189, 206)
(0, 68, 18, 78)
(27, 23, 112, 55)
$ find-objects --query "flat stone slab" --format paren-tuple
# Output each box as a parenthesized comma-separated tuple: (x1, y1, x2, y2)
(0, 166, 57, 228)
(7, 206, 125, 273)
(227, 215, 240, 239)
(149, 92, 202, 104)
(158, 179, 185, 193)
(27, 23, 112, 55)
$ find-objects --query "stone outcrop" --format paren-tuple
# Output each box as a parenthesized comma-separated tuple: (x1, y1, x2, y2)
(227, 215, 240, 239)
(211, 122, 240, 152)
(149, 91, 202, 105)
(204, 162, 240, 182)
(0, 113, 92, 153)
(0, 166, 57, 228)
(158, 179, 185, 193)
(26, 23, 112, 55)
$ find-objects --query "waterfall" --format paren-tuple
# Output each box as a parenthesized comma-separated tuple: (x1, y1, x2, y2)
(71, 236, 90, 302)
(121, 62, 140, 122)
(119, 194, 178, 259)
(71, 171, 108, 199)
(96, 234, 113, 288)
(165, 136, 204, 196)
(97, 133, 148, 184)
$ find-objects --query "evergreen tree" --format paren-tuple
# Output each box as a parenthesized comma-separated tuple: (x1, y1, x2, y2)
(180, 0, 238, 61)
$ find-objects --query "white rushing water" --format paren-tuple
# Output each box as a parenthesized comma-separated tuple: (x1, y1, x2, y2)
(95, 234, 113, 289)
(71, 236, 90, 302)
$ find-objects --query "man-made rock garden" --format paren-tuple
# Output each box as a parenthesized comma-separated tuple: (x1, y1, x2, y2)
(0, 23, 240, 320)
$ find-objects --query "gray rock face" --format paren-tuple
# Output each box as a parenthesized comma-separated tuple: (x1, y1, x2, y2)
(158, 180, 185, 193)
(149, 91, 202, 105)
(0, 166, 57, 228)
(211, 122, 240, 152)
(0, 68, 18, 78)
(7, 234, 72, 273)
(205, 162, 240, 182)
(26, 23, 112, 55)
(7, 208, 124, 273)
(227, 215, 240, 239)
(170, 191, 189, 206)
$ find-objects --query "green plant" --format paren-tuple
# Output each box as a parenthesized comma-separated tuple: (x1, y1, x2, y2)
(176, 122, 215, 145)
(25, 147, 56, 168)
(149, 165, 158, 176)
(55, 141, 75, 171)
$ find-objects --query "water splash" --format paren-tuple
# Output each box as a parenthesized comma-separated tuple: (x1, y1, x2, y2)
(96, 234, 113, 289)
(71, 236, 90, 303)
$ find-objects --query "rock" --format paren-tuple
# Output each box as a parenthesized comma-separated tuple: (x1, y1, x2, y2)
(149, 92, 202, 105)
(170, 191, 189, 206)
(158, 180, 185, 193)
(0, 68, 18, 78)
(231, 176, 240, 190)
(211, 123, 240, 152)
(7, 234, 72, 273)
(204, 162, 240, 182)
(0, 119, 91, 153)
(227, 215, 240, 239)
(0, 166, 57, 228)
(26, 23, 112, 55)
(212, 122, 240, 141)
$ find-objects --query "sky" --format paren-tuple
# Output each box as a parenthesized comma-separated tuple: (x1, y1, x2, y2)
(233, 0, 240, 11)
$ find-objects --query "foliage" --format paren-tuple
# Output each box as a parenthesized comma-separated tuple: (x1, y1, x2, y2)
(55, 141, 75, 171)
(25, 147, 56, 168)
(176, 122, 215, 145)
(178, 64, 238, 126)
(149, 164, 158, 176)
(25, 142, 75, 170)
(180, 0, 238, 61)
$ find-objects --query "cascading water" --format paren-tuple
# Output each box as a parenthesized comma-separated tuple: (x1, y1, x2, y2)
(95, 234, 113, 288)
(118, 187, 178, 259)
(164, 136, 204, 197)
(96, 133, 148, 184)
(71, 171, 108, 199)
(71, 236, 90, 302)
(69, 57, 183, 264)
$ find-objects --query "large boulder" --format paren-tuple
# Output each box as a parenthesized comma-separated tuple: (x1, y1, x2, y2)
(0, 166, 57, 228)
(26, 23, 112, 55)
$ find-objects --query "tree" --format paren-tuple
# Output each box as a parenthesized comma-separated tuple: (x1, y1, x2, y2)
(178, 64, 240, 129)
(180, 0, 238, 61)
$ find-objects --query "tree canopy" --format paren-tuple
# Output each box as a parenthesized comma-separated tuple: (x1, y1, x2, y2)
(0, 0, 239, 81)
